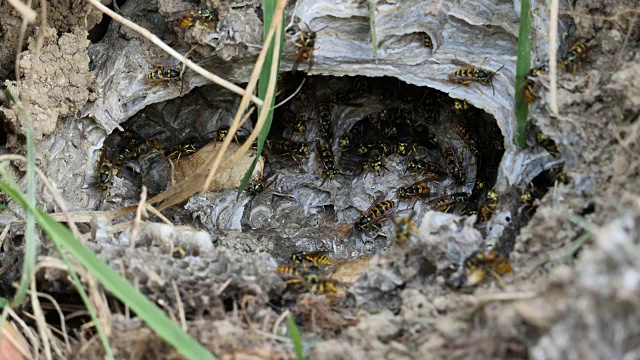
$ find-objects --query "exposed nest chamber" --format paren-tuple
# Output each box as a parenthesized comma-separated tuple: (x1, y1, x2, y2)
(75, 0, 561, 299)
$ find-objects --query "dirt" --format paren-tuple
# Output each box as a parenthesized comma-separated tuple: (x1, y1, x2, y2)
(1, 0, 640, 359)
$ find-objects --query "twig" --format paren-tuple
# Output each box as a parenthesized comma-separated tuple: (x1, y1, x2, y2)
(216, 278, 233, 296)
(172, 281, 187, 332)
(129, 185, 148, 249)
(548, 0, 559, 115)
(272, 77, 306, 110)
(273, 310, 290, 335)
(618, 12, 637, 64)
(25, 289, 71, 352)
(7, 307, 38, 359)
(12, 0, 33, 85)
(6, 0, 37, 22)
(145, 204, 173, 226)
(31, 274, 53, 360)
(85, 0, 263, 107)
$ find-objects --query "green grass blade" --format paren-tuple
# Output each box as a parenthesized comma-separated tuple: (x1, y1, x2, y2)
(0, 179, 216, 360)
(514, 0, 532, 147)
(4, 90, 36, 308)
(237, 0, 284, 199)
(286, 314, 304, 360)
(369, 0, 377, 61)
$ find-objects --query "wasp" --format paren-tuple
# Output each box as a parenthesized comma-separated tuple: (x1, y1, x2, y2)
(549, 165, 569, 184)
(96, 159, 114, 191)
(177, 8, 219, 29)
(368, 110, 389, 131)
(246, 172, 276, 197)
(392, 212, 420, 245)
(144, 65, 182, 87)
(448, 59, 505, 95)
(0, 191, 9, 210)
(355, 197, 395, 232)
(426, 132, 439, 149)
(461, 250, 512, 287)
(423, 33, 432, 48)
(127, 138, 162, 160)
(276, 265, 302, 280)
(317, 102, 332, 140)
(165, 141, 199, 161)
(293, 116, 307, 135)
(442, 147, 466, 183)
(537, 133, 559, 157)
(560, 42, 588, 73)
(363, 149, 389, 177)
(405, 158, 447, 179)
(477, 190, 499, 223)
(304, 273, 338, 295)
(291, 251, 332, 267)
(268, 138, 310, 163)
(291, 24, 320, 74)
(339, 121, 367, 149)
(452, 121, 479, 155)
(522, 65, 546, 104)
(212, 127, 240, 147)
(397, 179, 431, 200)
(429, 193, 468, 213)
(393, 141, 415, 157)
(453, 99, 468, 111)
(171, 247, 186, 259)
(317, 144, 341, 185)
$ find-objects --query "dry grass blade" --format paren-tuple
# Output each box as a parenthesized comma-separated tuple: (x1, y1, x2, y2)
(129, 185, 148, 249)
(549, 0, 559, 114)
(85, 0, 263, 106)
(6, 0, 37, 23)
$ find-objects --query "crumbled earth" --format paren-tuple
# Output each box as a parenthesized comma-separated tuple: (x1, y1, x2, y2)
(0, 0, 640, 359)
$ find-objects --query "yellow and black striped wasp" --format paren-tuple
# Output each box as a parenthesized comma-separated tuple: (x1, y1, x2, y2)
(560, 42, 588, 74)
(290, 251, 332, 267)
(452, 250, 512, 288)
(423, 33, 432, 48)
(246, 171, 276, 197)
(396, 179, 432, 200)
(291, 23, 324, 74)
(536, 132, 559, 157)
(448, 58, 505, 96)
(452, 121, 479, 155)
(429, 193, 468, 213)
(268, 138, 310, 164)
(317, 101, 332, 141)
(522, 65, 547, 104)
(363, 149, 389, 177)
(477, 189, 499, 223)
(393, 140, 415, 157)
(176, 8, 219, 30)
(355, 196, 396, 232)
(317, 144, 342, 186)
(164, 141, 199, 162)
(339, 120, 367, 149)
(96, 159, 114, 191)
(442, 146, 466, 183)
(391, 212, 420, 245)
(144, 64, 182, 88)
(405, 158, 447, 179)
(453, 98, 468, 112)
(304, 273, 338, 295)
